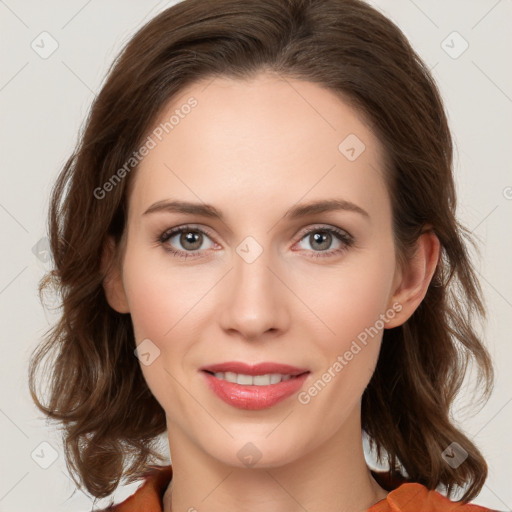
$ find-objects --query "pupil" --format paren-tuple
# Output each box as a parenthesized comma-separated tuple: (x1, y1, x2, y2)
(312, 231, 330, 250)
(182, 231, 201, 250)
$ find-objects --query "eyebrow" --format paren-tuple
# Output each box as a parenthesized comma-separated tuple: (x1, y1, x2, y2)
(143, 198, 369, 221)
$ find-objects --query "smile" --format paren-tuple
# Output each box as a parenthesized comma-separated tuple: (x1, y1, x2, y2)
(201, 369, 310, 410)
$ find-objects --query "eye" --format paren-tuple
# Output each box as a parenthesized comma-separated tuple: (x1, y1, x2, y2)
(158, 224, 354, 260)
(158, 225, 216, 260)
(294, 225, 354, 259)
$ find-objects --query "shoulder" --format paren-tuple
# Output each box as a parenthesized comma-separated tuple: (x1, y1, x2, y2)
(94, 465, 173, 512)
(93, 465, 498, 512)
(369, 471, 498, 512)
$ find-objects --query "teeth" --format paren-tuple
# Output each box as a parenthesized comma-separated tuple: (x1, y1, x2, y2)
(212, 372, 294, 385)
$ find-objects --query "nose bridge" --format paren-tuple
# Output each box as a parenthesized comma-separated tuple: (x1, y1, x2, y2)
(219, 234, 286, 339)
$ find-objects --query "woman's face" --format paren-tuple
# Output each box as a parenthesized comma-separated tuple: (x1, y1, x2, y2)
(113, 72, 403, 468)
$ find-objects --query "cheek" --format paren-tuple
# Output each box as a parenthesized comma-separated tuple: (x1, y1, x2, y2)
(121, 249, 206, 413)
(123, 234, 396, 352)
(123, 275, 170, 342)
(294, 256, 395, 427)
(122, 248, 207, 342)
(301, 249, 396, 354)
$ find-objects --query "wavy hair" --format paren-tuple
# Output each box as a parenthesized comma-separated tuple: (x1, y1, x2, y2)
(28, 0, 494, 504)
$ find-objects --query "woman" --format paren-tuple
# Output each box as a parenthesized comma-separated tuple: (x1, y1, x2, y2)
(28, 0, 497, 510)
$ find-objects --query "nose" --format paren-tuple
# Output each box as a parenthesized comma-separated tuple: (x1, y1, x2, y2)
(218, 243, 289, 341)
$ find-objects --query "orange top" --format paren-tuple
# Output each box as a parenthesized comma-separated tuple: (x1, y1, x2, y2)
(97, 465, 496, 511)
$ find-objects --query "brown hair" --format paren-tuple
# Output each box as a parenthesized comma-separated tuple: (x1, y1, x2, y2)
(28, 0, 494, 504)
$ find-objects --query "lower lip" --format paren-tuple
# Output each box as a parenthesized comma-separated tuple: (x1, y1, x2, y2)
(201, 371, 309, 410)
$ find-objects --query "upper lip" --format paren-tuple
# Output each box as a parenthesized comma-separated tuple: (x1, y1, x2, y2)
(200, 361, 310, 376)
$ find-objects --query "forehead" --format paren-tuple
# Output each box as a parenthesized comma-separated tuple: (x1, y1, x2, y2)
(128, 72, 389, 222)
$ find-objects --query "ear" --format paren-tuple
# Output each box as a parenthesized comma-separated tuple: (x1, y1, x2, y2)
(101, 236, 130, 313)
(385, 230, 440, 328)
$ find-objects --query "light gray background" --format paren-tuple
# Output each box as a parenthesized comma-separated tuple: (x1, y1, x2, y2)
(0, 1, 511, 511)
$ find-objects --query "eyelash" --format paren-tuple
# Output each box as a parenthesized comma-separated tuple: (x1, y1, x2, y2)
(157, 224, 354, 260)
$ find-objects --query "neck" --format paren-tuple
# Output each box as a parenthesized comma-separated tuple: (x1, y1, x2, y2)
(162, 412, 388, 512)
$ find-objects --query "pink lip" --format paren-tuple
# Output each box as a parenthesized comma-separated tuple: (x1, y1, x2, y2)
(199, 361, 310, 410)
(199, 361, 309, 376)
(201, 372, 309, 410)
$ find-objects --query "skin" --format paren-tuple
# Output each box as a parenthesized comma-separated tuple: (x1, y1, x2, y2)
(103, 72, 440, 512)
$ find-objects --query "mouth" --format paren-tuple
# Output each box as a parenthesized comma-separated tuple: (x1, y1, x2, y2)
(199, 361, 311, 410)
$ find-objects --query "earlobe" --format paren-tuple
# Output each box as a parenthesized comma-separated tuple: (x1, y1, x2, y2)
(101, 236, 130, 314)
(385, 230, 441, 329)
